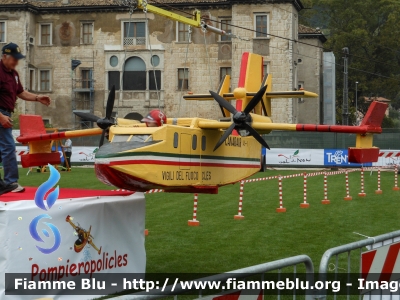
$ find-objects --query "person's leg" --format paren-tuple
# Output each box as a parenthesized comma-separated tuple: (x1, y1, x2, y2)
(66, 151, 72, 170)
(0, 118, 19, 185)
(0, 150, 3, 186)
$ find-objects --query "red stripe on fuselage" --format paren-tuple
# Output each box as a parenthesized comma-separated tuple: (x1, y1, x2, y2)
(107, 159, 260, 169)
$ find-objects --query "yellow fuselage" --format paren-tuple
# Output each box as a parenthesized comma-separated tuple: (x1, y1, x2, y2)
(94, 118, 262, 194)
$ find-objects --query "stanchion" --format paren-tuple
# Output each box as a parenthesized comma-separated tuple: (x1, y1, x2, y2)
(344, 170, 352, 200)
(276, 176, 286, 213)
(234, 181, 245, 219)
(375, 168, 383, 194)
(300, 173, 309, 208)
(393, 165, 400, 191)
(358, 168, 367, 197)
(188, 194, 200, 226)
(321, 173, 330, 204)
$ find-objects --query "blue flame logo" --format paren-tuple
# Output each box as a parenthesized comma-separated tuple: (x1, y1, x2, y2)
(29, 165, 62, 254)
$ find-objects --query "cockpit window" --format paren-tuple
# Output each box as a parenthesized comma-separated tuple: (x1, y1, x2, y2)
(131, 135, 152, 142)
(113, 134, 153, 143)
(113, 135, 131, 142)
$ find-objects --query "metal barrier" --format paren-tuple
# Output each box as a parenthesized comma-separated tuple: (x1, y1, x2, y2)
(318, 229, 400, 300)
(111, 255, 314, 300)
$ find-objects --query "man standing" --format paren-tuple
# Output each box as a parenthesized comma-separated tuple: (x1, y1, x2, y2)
(61, 138, 72, 171)
(0, 43, 51, 195)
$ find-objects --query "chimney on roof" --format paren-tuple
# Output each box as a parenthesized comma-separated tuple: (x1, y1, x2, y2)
(62, 0, 70, 5)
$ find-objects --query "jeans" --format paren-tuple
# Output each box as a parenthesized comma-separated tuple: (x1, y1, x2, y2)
(0, 109, 19, 185)
(64, 151, 72, 168)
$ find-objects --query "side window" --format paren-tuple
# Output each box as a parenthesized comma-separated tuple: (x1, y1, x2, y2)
(192, 135, 197, 150)
(174, 132, 179, 148)
(201, 136, 206, 151)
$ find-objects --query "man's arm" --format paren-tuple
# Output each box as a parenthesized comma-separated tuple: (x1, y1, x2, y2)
(18, 90, 51, 106)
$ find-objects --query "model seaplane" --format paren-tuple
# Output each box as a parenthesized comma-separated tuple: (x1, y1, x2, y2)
(66, 215, 102, 255)
(17, 53, 387, 194)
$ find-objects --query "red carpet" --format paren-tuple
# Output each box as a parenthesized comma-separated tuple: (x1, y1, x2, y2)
(0, 187, 134, 202)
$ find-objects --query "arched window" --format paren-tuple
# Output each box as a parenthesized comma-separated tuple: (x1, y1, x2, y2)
(123, 56, 146, 90)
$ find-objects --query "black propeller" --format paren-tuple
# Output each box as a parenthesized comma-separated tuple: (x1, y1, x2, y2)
(210, 85, 270, 151)
(97, 85, 116, 147)
(73, 111, 101, 123)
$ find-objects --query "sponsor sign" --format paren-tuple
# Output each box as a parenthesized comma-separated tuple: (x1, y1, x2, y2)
(324, 149, 372, 167)
(265, 148, 391, 167)
(265, 148, 324, 166)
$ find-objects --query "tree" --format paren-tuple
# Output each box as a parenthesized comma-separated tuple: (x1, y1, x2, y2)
(300, 0, 400, 124)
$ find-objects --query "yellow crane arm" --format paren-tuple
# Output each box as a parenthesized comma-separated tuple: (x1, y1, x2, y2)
(137, 0, 202, 28)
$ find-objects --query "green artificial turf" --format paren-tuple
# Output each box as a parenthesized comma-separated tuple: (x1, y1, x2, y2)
(16, 167, 400, 286)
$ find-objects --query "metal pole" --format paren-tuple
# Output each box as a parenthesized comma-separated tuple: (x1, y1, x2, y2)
(342, 47, 349, 125)
(234, 181, 245, 219)
(355, 81, 358, 125)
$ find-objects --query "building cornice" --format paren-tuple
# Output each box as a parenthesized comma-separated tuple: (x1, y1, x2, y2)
(0, 0, 305, 14)
(299, 33, 327, 43)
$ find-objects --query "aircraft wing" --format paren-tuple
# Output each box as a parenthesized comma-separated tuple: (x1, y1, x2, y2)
(184, 90, 318, 101)
(197, 120, 378, 134)
(17, 115, 103, 143)
(17, 128, 103, 143)
(198, 101, 387, 163)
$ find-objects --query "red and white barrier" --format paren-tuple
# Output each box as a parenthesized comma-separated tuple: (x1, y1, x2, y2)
(276, 176, 287, 213)
(344, 171, 352, 201)
(145, 189, 165, 194)
(233, 167, 398, 215)
(321, 173, 330, 205)
(375, 169, 382, 194)
(234, 181, 245, 220)
(300, 173, 310, 208)
(359, 168, 366, 197)
(188, 194, 200, 226)
(394, 165, 400, 191)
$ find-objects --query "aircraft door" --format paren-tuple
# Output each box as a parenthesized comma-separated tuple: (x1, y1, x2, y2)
(180, 133, 191, 170)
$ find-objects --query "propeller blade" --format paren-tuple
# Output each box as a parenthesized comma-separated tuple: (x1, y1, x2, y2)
(99, 130, 106, 147)
(213, 123, 236, 152)
(106, 85, 116, 119)
(209, 90, 238, 115)
(244, 85, 268, 114)
(243, 123, 270, 150)
(74, 112, 101, 123)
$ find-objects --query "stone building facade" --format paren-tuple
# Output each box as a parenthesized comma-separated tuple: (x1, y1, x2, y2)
(0, 0, 325, 129)
(296, 24, 326, 124)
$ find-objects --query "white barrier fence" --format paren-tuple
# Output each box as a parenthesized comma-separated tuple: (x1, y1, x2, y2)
(12, 147, 400, 166)
(15, 146, 98, 163)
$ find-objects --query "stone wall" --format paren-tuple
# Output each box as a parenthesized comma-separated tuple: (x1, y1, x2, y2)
(296, 38, 324, 124)
(0, 2, 322, 129)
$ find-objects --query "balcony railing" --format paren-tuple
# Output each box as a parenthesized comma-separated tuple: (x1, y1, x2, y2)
(123, 37, 146, 46)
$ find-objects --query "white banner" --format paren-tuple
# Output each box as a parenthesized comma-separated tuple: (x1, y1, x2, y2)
(265, 148, 324, 166)
(15, 146, 98, 164)
(0, 187, 146, 299)
(374, 150, 400, 167)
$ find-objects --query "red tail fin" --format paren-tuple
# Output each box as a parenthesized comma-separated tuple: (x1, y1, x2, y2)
(18, 115, 61, 168)
(360, 101, 388, 129)
(19, 115, 47, 139)
(348, 101, 388, 163)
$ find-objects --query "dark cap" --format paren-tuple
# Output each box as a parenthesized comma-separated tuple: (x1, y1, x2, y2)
(2, 43, 26, 60)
